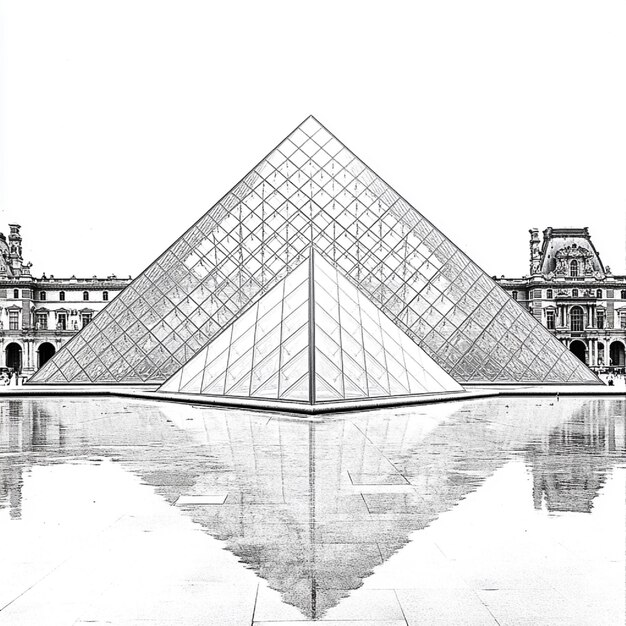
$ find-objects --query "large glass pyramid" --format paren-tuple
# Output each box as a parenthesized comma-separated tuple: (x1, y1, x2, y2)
(159, 249, 462, 406)
(29, 116, 600, 385)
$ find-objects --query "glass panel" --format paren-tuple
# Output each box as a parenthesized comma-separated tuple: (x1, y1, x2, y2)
(202, 371, 227, 395)
(200, 349, 230, 394)
(252, 324, 282, 363)
(278, 348, 309, 398)
(280, 323, 309, 366)
(314, 350, 344, 399)
(280, 373, 309, 401)
(252, 372, 280, 398)
(315, 373, 343, 401)
(250, 349, 281, 396)
(224, 347, 254, 394)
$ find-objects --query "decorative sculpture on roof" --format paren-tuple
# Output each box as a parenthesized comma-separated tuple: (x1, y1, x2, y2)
(554, 245, 594, 276)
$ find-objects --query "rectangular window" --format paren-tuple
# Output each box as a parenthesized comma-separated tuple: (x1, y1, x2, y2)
(81, 313, 92, 328)
(597, 311, 605, 330)
(534, 289, 542, 299)
(621, 313, 626, 329)
(571, 308, 584, 332)
(57, 313, 67, 330)
(36, 313, 48, 330)
(546, 310, 555, 330)
(9, 310, 19, 330)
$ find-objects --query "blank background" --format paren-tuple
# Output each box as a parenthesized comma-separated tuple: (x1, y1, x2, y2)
(1, 0, 624, 278)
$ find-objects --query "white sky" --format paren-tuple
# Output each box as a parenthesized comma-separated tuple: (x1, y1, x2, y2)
(1, 1, 625, 279)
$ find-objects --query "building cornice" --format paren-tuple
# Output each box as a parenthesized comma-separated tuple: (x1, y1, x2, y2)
(0, 279, 130, 289)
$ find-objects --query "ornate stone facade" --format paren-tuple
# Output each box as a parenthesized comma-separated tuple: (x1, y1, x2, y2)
(495, 227, 626, 372)
(0, 225, 131, 377)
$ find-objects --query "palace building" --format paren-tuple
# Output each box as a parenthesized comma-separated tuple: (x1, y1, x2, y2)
(495, 228, 626, 372)
(0, 224, 130, 376)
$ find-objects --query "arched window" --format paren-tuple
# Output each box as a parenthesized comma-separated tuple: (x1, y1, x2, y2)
(570, 306, 584, 332)
(13, 289, 19, 299)
(59, 291, 65, 301)
(572, 289, 578, 297)
(621, 290, 626, 299)
(102, 291, 109, 301)
(546, 289, 553, 299)
(40, 291, 46, 301)
(570, 260, 578, 277)
(82, 291, 89, 301)
(511, 290, 518, 300)
(596, 289, 602, 298)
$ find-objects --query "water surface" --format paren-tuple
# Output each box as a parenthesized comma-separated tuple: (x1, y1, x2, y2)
(0, 396, 623, 624)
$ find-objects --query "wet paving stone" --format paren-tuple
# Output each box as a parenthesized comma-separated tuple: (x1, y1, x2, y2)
(0, 396, 623, 624)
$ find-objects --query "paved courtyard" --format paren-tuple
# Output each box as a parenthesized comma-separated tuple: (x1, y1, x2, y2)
(0, 396, 624, 625)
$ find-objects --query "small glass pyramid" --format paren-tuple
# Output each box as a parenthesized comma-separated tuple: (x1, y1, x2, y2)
(159, 249, 463, 406)
(29, 116, 600, 385)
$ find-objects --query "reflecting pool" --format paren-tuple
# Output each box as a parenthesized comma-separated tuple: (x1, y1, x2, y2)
(0, 397, 624, 625)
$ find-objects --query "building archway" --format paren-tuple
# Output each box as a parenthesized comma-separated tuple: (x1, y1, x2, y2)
(597, 342, 605, 367)
(569, 339, 587, 364)
(5, 342, 22, 372)
(37, 342, 56, 368)
(609, 341, 625, 368)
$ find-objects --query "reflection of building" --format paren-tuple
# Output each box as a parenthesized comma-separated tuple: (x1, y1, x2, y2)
(496, 228, 626, 371)
(0, 224, 130, 376)
(528, 400, 625, 513)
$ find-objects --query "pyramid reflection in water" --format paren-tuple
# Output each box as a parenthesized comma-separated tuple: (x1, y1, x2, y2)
(1, 397, 622, 619)
(159, 249, 462, 407)
(29, 116, 599, 387)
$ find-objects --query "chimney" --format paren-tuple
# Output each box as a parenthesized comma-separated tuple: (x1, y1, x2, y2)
(529, 228, 540, 274)
(8, 224, 23, 269)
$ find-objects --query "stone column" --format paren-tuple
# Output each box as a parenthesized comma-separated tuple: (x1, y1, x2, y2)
(22, 338, 35, 374)
(24, 339, 31, 371)
(590, 339, 596, 367)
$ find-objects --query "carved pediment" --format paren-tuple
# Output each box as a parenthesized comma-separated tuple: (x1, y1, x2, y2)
(554, 245, 597, 276)
(554, 244, 593, 260)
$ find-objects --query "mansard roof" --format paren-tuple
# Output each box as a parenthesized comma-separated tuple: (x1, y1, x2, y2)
(539, 227, 606, 276)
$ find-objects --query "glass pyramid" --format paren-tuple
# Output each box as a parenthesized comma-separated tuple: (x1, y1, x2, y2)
(29, 116, 600, 385)
(159, 249, 463, 404)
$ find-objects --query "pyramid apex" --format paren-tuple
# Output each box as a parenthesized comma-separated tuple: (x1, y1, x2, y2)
(294, 115, 325, 136)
